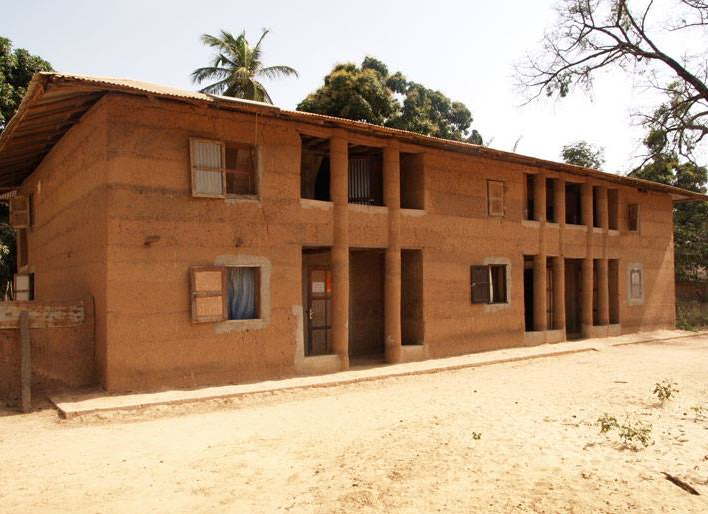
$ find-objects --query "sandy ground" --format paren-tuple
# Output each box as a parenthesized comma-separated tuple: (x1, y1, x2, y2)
(1, 337, 708, 514)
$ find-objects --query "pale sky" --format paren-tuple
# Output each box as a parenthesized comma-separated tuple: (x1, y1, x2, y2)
(2, 0, 676, 173)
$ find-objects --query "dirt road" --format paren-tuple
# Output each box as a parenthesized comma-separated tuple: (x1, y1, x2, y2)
(1, 336, 707, 513)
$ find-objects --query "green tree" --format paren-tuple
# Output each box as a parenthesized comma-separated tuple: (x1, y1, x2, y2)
(298, 57, 482, 142)
(561, 141, 605, 169)
(0, 37, 51, 296)
(1, 36, 53, 131)
(191, 29, 297, 104)
(631, 130, 708, 282)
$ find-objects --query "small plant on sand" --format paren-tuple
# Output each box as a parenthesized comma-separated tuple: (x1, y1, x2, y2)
(597, 414, 652, 450)
(471, 432, 482, 440)
(653, 380, 678, 404)
(597, 413, 619, 434)
(690, 405, 706, 422)
(617, 419, 653, 450)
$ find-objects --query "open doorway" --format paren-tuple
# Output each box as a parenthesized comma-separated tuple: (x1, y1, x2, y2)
(302, 247, 332, 356)
(349, 249, 385, 362)
(523, 256, 534, 331)
(565, 259, 583, 338)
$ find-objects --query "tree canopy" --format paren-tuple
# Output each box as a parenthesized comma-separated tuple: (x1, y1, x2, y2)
(517, 0, 708, 162)
(191, 29, 297, 104)
(0, 37, 51, 296)
(298, 57, 482, 143)
(561, 140, 605, 169)
(631, 131, 708, 282)
(0, 36, 52, 132)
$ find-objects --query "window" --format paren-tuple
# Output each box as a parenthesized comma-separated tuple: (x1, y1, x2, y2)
(471, 264, 508, 304)
(225, 267, 260, 320)
(190, 138, 256, 198)
(487, 180, 505, 217)
(9, 195, 29, 228)
(14, 272, 35, 301)
(629, 266, 643, 302)
(190, 265, 260, 323)
(627, 203, 639, 232)
(348, 155, 383, 205)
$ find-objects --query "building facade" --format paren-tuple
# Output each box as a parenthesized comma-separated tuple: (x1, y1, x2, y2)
(1, 73, 705, 393)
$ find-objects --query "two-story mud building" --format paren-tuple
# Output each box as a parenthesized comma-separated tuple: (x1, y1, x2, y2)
(1, 73, 705, 393)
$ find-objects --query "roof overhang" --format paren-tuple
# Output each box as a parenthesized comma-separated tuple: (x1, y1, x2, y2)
(0, 72, 707, 203)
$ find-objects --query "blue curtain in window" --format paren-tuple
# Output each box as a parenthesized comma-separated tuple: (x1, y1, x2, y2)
(227, 267, 256, 320)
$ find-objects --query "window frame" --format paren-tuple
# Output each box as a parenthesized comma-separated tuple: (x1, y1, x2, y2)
(189, 138, 257, 199)
(471, 264, 508, 305)
(628, 265, 644, 304)
(13, 272, 35, 302)
(487, 179, 505, 217)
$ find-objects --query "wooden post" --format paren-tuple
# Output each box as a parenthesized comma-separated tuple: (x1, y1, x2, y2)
(20, 310, 31, 413)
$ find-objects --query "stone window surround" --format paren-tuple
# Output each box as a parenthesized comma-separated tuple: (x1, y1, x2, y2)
(482, 256, 512, 312)
(213, 254, 271, 333)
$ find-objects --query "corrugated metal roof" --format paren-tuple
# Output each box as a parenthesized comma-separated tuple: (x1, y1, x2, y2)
(0, 72, 706, 202)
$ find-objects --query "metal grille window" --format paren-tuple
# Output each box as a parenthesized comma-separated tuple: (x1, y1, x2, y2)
(348, 157, 372, 205)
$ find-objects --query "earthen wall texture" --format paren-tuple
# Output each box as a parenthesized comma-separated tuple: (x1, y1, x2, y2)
(24, 93, 677, 392)
(17, 101, 106, 387)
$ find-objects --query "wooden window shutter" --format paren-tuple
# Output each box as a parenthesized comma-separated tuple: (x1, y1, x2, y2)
(13, 272, 34, 301)
(9, 196, 29, 228)
(190, 138, 225, 197)
(487, 180, 505, 217)
(190, 266, 227, 323)
(471, 265, 491, 304)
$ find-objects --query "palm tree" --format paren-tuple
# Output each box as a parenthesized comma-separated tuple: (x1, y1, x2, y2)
(191, 29, 298, 104)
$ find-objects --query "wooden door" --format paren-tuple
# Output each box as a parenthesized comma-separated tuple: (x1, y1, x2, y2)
(307, 267, 332, 356)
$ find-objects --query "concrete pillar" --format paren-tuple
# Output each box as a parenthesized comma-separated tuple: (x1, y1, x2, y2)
(597, 186, 608, 231)
(330, 130, 349, 369)
(581, 181, 594, 337)
(534, 173, 546, 222)
(384, 140, 402, 363)
(581, 257, 594, 337)
(533, 254, 548, 331)
(552, 257, 565, 332)
(582, 182, 593, 228)
(555, 177, 566, 226)
(597, 258, 609, 326)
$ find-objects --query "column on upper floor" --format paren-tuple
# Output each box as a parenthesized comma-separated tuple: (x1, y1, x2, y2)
(383, 139, 402, 363)
(330, 129, 350, 369)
